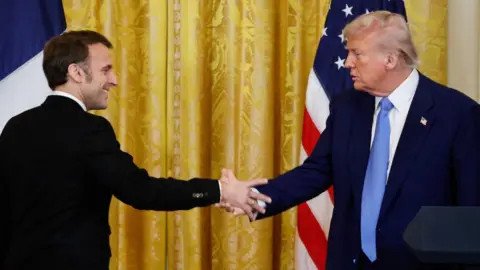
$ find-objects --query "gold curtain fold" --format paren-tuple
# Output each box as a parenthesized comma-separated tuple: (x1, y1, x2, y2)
(62, 0, 447, 269)
(447, 0, 480, 101)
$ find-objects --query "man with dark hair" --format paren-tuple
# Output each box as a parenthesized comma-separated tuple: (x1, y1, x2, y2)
(42, 30, 113, 91)
(0, 30, 270, 270)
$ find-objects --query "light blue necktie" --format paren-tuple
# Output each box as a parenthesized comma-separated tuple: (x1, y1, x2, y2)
(361, 97, 394, 262)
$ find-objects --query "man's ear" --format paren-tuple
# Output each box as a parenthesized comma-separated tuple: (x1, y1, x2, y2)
(66, 63, 84, 83)
(385, 52, 399, 70)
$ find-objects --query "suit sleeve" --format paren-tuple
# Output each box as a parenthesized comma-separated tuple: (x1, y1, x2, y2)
(0, 175, 8, 266)
(255, 104, 336, 219)
(453, 102, 480, 205)
(81, 117, 220, 210)
(0, 180, 9, 266)
(0, 182, 8, 266)
(0, 125, 11, 265)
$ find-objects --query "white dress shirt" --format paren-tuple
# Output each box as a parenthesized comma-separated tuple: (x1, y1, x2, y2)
(371, 69, 419, 179)
(50, 90, 87, 111)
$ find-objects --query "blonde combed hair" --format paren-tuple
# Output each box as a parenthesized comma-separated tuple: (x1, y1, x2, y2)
(343, 11, 418, 68)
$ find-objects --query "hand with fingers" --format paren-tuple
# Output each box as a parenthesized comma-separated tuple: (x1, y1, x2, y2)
(217, 168, 271, 220)
(217, 188, 267, 220)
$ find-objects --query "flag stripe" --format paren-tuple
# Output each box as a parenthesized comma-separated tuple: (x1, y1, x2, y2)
(0, 0, 66, 133)
(0, 0, 66, 80)
(305, 70, 330, 133)
(297, 203, 328, 269)
(302, 109, 321, 156)
(295, 230, 318, 270)
(306, 189, 334, 236)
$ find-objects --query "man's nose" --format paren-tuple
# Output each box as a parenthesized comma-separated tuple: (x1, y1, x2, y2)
(109, 73, 118, 87)
(345, 53, 354, 69)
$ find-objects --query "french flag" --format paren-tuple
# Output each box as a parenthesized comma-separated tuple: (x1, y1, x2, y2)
(0, 0, 66, 132)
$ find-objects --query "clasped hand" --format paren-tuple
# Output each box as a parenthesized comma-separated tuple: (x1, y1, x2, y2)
(217, 169, 271, 220)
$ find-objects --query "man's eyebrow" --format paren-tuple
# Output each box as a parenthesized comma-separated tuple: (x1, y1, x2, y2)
(101, 64, 113, 71)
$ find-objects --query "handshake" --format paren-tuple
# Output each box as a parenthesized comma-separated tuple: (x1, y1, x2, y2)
(216, 169, 272, 220)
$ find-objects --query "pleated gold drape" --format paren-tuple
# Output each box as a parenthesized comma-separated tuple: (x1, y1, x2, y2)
(447, 1, 480, 101)
(62, 1, 447, 269)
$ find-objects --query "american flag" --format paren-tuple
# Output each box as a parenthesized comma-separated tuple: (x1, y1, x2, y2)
(295, 1, 406, 269)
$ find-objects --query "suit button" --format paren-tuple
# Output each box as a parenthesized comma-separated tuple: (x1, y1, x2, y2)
(192, 193, 204, 198)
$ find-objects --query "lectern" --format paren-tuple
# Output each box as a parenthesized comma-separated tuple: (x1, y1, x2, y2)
(403, 206, 480, 269)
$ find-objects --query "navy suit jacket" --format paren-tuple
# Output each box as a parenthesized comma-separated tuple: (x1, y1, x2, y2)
(256, 74, 480, 270)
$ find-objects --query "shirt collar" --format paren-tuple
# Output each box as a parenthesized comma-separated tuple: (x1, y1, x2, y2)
(375, 69, 419, 113)
(50, 91, 87, 111)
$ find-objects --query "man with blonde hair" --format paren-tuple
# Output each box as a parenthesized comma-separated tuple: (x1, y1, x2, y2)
(224, 10, 480, 270)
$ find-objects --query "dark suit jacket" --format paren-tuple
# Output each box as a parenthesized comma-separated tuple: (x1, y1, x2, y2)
(0, 96, 220, 270)
(256, 74, 480, 270)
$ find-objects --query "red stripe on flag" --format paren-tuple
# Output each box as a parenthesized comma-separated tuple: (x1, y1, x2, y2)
(328, 187, 334, 203)
(302, 109, 321, 155)
(297, 203, 328, 269)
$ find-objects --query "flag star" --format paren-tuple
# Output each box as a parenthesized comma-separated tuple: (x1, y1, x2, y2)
(365, 9, 370, 14)
(334, 56, 345, 70)
(338, 32, 345, 43)
(342, 4, 353, 17)
(322, 27, 328, 37)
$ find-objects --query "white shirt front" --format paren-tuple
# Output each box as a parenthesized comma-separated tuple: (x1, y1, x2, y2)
(50, 90, 87, 111)
(371, 69, 419, 178)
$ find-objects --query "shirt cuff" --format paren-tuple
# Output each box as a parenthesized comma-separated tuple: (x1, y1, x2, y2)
(217, 180, 222, 203)
(250, 188, 266, 221)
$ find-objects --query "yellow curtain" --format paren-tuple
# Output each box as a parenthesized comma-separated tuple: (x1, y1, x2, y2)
(62, 0, 446, 269)
(447, 0, 480, 101)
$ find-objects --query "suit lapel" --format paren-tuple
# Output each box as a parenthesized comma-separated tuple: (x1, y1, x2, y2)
(349, 92, 375, 201)
(380, 75, 435, 218)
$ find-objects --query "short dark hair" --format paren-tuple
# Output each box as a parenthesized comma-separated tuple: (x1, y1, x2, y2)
(42, 30, 113, 89)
